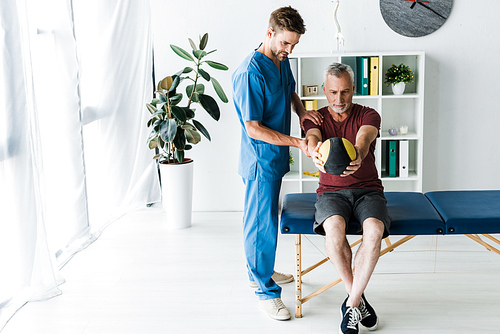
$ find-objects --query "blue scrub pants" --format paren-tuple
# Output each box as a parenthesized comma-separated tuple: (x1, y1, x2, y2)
(242, 178, 282, 300)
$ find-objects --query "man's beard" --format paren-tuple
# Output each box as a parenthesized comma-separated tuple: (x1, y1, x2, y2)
(271, 46, 288, 61)
(329, 103, 350, 114)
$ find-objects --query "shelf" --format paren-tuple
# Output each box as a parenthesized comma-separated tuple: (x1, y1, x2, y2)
(288, 51, 425, 194)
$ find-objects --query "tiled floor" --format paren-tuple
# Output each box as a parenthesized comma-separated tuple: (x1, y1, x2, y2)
(2, 205, 500, 333)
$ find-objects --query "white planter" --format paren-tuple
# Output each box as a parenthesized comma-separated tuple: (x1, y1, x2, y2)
(159, 159, 194, 229)
(391, 82, 406, 95)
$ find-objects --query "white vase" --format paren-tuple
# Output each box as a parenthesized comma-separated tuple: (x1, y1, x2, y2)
(391, 82, 406, 95)
(159, 159, 194, 229)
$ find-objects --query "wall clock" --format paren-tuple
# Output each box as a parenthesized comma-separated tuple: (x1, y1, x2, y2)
(380, 0, 453, 37)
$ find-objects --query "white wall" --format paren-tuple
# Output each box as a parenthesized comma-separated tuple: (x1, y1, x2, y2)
(151, 0, 500, 211)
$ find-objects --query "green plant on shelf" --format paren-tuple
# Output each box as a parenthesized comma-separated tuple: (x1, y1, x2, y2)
(385, 63, 414, 85)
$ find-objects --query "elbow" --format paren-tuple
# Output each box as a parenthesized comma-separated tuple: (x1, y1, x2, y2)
(245, 122, 259, 140)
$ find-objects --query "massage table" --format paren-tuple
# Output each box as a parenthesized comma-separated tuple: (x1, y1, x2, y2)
(280, 190, 500, 318)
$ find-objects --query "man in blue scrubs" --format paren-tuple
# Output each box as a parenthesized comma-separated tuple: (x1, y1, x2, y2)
(232, 6, 322, 320)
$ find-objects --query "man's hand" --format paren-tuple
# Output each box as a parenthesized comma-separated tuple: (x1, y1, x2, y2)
(300, 109, 323, 129)
(311, 141, 326, 173)
(341, 146, 363, 177)
(298, 138, 311, 157)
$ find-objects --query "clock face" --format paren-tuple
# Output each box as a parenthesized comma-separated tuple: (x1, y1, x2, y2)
(380, 0, 453, 37)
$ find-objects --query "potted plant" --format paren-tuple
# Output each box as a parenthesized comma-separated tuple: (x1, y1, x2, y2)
(146, 33, 228, 228)
(385, 63, 414, 95)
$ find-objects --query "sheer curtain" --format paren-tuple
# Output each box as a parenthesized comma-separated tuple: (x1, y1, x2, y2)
(0, 0, 160, 329)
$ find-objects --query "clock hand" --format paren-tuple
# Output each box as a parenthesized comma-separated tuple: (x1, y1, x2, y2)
(416, 1, 447, 20)
(404, 0, 429, 10)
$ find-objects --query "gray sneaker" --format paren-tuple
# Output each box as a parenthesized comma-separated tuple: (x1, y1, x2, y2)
(259, 298, 291, 320)
(249, 271, 294, 288)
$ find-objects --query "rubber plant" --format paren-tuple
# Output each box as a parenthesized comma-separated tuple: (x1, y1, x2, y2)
(146, 33, 228, 163)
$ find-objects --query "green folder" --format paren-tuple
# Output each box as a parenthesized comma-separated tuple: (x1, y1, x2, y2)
(388, 140, 398, 177)
(356, 57, 369, 95)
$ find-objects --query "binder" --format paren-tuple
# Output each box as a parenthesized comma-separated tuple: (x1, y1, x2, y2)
(304, 99, 318, 110)
(369, 57, 379, 96)
(399, 140, 409, 178)
(356, 57, 369, 95)
(387, 140, 398, 177)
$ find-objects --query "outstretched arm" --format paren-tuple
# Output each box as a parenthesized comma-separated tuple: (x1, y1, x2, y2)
(341, 125, 378, 177)
(245, 121, 310, 157)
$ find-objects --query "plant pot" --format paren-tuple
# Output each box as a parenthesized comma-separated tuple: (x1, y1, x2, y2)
(391, 82, 406, 95)
(159, 159, 194, 229)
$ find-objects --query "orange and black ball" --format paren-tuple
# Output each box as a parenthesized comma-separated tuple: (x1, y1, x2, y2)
(318, 137, 357, 175)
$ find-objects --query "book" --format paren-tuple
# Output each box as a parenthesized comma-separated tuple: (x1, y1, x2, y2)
(369, 57, 379, 96)
(387, 140, 398, 177)
(356, 57, 369, 95)
(399, 140, 409, 178)
(304, 100, 318, 110)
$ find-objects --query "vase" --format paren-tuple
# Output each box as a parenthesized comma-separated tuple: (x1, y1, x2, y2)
(391, 82, 406, 95)
(159, 159, 194, 229)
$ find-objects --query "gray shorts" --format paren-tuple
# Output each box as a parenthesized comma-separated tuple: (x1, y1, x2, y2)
(314, 189, 391, 238)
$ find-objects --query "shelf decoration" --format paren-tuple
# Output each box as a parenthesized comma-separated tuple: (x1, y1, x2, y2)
(332, 0, 345, 51)
(385, 63, 414, 95)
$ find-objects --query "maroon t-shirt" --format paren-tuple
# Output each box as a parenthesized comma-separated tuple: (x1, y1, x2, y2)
(303, 104, 383, 196)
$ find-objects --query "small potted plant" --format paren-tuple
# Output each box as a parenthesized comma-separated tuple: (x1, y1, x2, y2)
(146, 33, 228, 228)
(385, 63, 414, 95)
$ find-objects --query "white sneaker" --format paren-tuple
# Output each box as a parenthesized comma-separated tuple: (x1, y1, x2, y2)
(259, 298, 291, 320)
(249, 271, 294, 288)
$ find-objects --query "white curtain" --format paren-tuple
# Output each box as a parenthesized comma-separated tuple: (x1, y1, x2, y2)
(0, 0, 160, 329)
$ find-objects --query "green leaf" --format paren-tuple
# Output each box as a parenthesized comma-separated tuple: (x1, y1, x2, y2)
(193, 119, 211, 141)
(198, 94, 220, 121)
(205, 61, 228, 71)
(199, 33, 208, 50)
(169, 93, 183, 105)
(175, 149, 185, 163)
(185, 144, 192, 150)
(170, 105, 187, 122)
(182, 107, 195, 119)
(188, 38, 197, 51)
(185, 127, 202, 144)
(170, 44, 194, 62)
(193, 50, 207, 59)
(173, 128, 186, 150)
(151, 109, 164, 119)
(169, 75, 181, 92)
(158, 93, 168, 103)
(182, 67, 194, 74)
(147, 129, 157, 145)
(211, 77, 228, 103)
(198, 68, 210, 81)
(186, 84, 205, 96)
(159, 119, 177, 143)
(146, 103, 156, 114)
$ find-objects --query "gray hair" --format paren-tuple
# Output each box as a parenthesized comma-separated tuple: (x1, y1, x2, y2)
(325, 63, 355, 85)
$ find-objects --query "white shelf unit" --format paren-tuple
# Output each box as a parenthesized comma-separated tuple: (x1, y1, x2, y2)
(284, 51, 425, 195)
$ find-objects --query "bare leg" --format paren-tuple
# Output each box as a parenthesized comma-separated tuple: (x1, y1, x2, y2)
(324, 216, 385, 307)
(323, 215, 354, 294)
(347, 218, 385, 308)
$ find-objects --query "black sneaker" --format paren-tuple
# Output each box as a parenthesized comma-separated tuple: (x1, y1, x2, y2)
(339, 297, 362, 334)
(359, 294, 379, 330)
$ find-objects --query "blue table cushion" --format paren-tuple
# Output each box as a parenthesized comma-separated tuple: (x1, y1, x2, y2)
(425, 190, 500, 234)
(280, 192, 446, 236)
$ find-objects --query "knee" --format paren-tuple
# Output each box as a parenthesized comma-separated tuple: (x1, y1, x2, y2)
(362, 218, 385, 243)
(323, 215, 346, 239)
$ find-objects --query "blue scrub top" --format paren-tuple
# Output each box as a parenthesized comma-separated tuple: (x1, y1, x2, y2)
(232, 50, 296, 181)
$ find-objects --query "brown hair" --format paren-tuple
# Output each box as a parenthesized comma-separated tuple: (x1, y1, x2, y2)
(269, 6, 306, 35)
